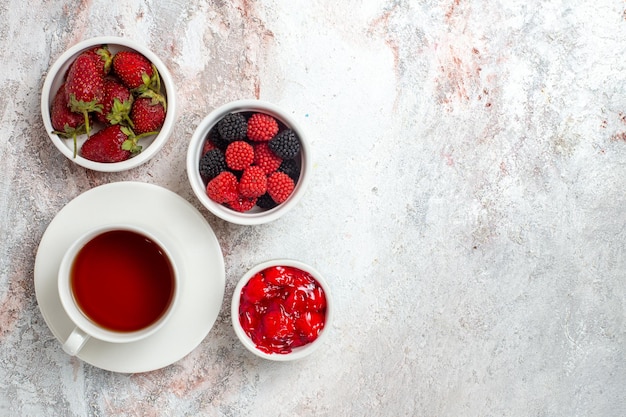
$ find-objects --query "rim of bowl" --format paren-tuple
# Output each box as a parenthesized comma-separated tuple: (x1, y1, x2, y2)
(230, 259, 332, 361)
(186, 99, 311, 225)
(41, 36, 177, 172)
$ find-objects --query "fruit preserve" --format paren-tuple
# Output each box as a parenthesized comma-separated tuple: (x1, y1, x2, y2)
(238, 265, 327, 354)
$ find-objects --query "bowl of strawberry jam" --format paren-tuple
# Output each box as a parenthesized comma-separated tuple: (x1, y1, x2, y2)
(231, 259, 332, 361)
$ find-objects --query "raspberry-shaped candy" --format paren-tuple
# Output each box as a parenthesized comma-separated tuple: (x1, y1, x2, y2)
(228, 195, 257, 212)
(267, 171, 295, 204)
(239, 166, 268, 198)
(254, 143, 282, 174)
(199, 148, 226, 181)
(225, 141, 254, 171)
(247, 113, 279, 141)
(217, 113, 247, 142)
(269, 129, 300, 159)
(206, 171, 238, 203)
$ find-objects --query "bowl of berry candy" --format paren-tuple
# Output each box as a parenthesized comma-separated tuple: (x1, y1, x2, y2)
(186, 100, 311, 225)
(41, 36, 177, 172)
(231, 259, 332, 361)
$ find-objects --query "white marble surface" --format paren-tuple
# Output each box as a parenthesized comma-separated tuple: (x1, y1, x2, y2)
(1, 0, 626, 415)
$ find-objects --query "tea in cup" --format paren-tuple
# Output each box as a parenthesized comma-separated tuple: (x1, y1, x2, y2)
(58, 224, 178, 355)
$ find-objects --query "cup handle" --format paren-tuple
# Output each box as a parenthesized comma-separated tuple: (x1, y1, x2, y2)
(62, 327, 90, 356)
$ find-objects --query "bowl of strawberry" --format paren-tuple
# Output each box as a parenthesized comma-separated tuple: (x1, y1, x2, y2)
(186, 100, 311, 225)
(231, 259, 332, 361)
(41, 36, 176, 172)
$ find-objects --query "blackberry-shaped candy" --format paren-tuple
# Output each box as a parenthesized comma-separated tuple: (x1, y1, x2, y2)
(278, 159, 300, 182)
(207, 127, 230, 150)
(217, 113, 247, 142)
(256, 193, 278, 209)
(199, 149, 226, 181)
(269, 129, 300, 159)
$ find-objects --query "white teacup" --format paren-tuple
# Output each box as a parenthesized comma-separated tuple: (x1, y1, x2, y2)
(58, 224, 179, 356)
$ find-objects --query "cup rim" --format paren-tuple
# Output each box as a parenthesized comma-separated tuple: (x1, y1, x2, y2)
(58, 224, 179, 344)
(186, 99, 312, 225)
(41, 36, 177, 172)
(231, 259, 332, 361)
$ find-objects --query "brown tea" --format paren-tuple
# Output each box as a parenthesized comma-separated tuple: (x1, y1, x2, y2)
(70, 229, 175, 332)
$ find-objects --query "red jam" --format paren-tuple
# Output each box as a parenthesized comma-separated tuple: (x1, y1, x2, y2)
(238, 265, 327, 354)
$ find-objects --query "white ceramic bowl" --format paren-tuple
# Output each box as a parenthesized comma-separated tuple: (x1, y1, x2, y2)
(186, 100, 311, 225)
(231, 259, 332, 361)
(41, 36, 177, 172)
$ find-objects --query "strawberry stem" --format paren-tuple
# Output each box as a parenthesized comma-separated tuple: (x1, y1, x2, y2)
(152, 64, 161, 92)
(83, 111, 91, 137)
(135, 130, 159, 140)
(119, 128, 159, 155)
(52, 123, 87, 159)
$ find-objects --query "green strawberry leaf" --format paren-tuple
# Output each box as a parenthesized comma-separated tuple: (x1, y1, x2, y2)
(121, 139, 142, 154)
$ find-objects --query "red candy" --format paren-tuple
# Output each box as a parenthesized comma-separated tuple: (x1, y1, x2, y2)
(238, 266, 327, 354)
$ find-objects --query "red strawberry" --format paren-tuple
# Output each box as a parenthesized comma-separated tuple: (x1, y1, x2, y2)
(80, 125, 140, 163)
(129, 93, 166, 134)
(96, 78, 133, 125)
(64, 50, 105, 136)
(51, 83, 86, 132)
(84, 45, 112, 77)
(50, 83, 89, 157)
(112, 51, 158, 91)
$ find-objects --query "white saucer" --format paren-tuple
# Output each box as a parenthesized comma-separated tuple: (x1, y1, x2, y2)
(34, 182, 225, 373)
